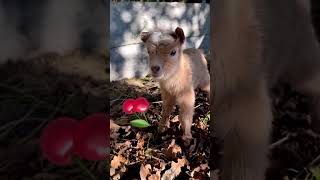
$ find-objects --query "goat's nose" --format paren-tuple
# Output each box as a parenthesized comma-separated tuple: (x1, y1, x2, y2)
(151, 66, 160, 73)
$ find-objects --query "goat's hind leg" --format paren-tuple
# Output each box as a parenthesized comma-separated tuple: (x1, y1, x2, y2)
(213, 81, 272, 180)
(177, 88, 195, 146)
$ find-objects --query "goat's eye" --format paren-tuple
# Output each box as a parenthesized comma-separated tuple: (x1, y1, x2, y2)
(170, 50, 176, 56)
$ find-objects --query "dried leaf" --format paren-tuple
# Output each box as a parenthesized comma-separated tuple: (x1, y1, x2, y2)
(164, 139, 182, 160)
(200, 163, 209, 170)
(190, 164, 209, 179)
(137, 136, 145, 149)
(110, 119, 121, 140)
(170, 115, 179, 123)
(114, 140, 132, 154)
(191, 167, 201, 178)
(112, 173, 121, 180)
(111, 155, 127, 169)
(110, 168, 116, 176)
(120, 166, 127, 173)
(110, 119, 120, 131)
(161, 158, 187, 180)
(148, 170, 161, 180)
(140, 164, 152, 180)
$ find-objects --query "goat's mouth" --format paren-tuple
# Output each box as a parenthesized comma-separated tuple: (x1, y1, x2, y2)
(151, 72, 163, 80)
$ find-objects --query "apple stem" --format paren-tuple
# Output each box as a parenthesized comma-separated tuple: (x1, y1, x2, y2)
(74, 157, 97, 180)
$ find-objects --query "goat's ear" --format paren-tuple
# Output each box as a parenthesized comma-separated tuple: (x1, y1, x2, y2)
(140, 32, 150, 43)
(175, 27, 185, 44)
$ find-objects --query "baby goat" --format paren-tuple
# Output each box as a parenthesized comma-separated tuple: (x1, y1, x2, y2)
(141, 27, 210, 144)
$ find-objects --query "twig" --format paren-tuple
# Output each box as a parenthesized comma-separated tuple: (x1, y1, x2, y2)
(309, 153, 320, 167)
(303, 130, 320, 167)
(0, 82, 65, 113)
(287, 168, 299, 173)
(152, 101, 163, 104)
(146, 135, 151, 150)
(110, 98, 126, 105)
(288, 131, 320, 179)
(269, 134, 291, 150)
(145, 154, 163, 162)
(17, 92, 76, 144)
(0, 103, 39, 133)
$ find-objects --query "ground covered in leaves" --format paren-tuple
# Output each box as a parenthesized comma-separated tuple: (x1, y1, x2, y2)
(267, 84, 320, 180)
(0, 52, 108, 180)
(110, 76, 320, 180)
(110, 77, 210, 180)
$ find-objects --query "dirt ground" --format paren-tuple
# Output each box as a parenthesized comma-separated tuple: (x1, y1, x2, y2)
(0, 52, 108, 180)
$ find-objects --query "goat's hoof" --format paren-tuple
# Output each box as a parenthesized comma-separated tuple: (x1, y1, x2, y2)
(182, 135, 193, 146)
(158, 125, 168, 133)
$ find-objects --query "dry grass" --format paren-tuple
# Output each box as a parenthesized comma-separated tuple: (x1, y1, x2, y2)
(0, 52, 108, 180)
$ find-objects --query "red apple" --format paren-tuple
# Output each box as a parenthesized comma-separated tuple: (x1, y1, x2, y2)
(73, 112, 109, 161)
(122, 98, 136, 114)
(40, 117, 77, 166)
(133, 97, 149, 113)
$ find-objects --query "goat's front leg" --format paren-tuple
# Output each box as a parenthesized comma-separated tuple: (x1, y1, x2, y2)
(159, 89, 175, 133)
(177, 88, 195, 145)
